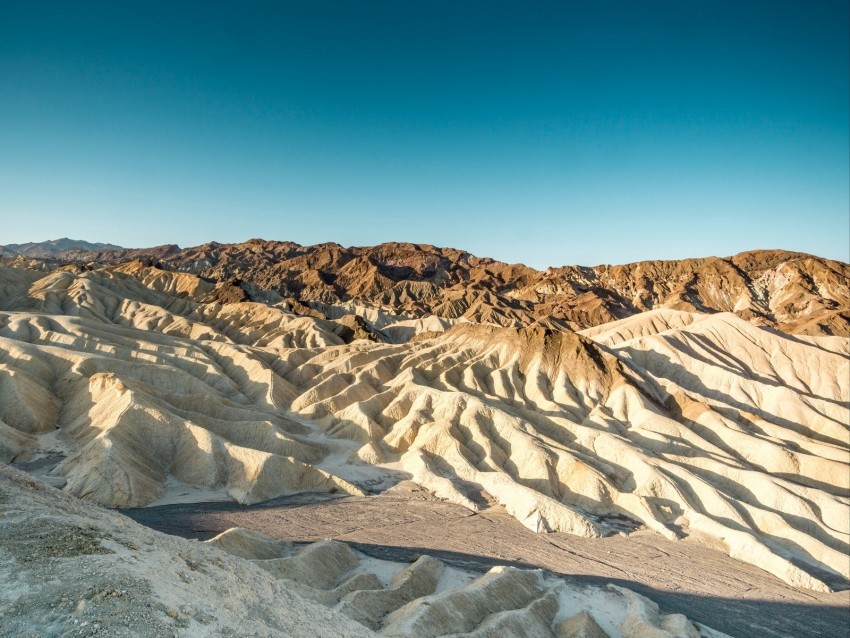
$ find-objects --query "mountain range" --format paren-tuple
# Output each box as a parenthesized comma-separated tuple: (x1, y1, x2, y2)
(3, 238, 848, 336)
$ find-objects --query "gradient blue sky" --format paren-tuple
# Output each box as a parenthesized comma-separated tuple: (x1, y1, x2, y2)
(1, 1, 848, 268)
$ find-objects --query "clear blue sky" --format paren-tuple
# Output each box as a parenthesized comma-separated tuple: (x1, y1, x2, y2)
(1, 1, 848, 267)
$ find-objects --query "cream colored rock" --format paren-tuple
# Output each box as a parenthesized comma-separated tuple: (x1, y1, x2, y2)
(578, 309, 705, 347)
(337, 555, 444, 629)
(0, 311, 363, 508)
(611, 586, 700, 638)
(556, 611, 610, 638)
(200, 527, 718, 638)
(444, 589, 560, 638)
(381, 566, 548, 637)
(256, 540, 360, 589)
(292, 572, 385, 607)
(1, 259, 847, 592)
(0, 364, 59, 433)
(205, 526, 292, 560)
(204, 527, 385, 607)
(0, 418, 36, 462)
(278, 317, 849, 590)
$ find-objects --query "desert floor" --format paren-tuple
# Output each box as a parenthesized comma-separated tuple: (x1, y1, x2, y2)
(126, 481, 849, 638)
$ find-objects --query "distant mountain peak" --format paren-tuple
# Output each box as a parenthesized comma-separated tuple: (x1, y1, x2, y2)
(0, 238, 123, 258)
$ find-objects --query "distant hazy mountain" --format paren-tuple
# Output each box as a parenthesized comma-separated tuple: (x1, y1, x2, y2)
(0, 238, 123, 258)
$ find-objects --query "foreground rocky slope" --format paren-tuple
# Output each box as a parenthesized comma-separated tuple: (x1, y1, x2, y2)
(0, 466, 724, 638)
(0, 466, 374, 637)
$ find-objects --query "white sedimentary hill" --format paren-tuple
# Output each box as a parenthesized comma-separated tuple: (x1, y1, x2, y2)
(1, 261, 847, 595)
(280, 315, 849, 592)
(577, 308, 707, 347)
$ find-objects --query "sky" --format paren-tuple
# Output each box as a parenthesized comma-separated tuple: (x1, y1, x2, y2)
(1, 1, 848, 268)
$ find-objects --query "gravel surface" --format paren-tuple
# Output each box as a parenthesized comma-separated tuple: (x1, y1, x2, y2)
(125, 482, 850, 638)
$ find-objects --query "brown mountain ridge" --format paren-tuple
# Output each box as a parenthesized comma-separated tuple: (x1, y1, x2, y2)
(4, 239, 848, 336)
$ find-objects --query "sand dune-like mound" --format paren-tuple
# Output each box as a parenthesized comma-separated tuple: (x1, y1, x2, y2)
(0, 311, 364, 507)
(1, 256, 847, 593)
(204, 526, 714, 638)
(578, 309, 707, 347)
(0, 262, 351, 349)
(0, 264, 44, 301)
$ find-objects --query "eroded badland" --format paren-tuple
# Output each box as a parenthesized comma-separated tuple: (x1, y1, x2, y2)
(1, 240, 848, 638)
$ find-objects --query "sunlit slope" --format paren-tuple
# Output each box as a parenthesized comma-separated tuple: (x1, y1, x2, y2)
(578, 308, 707, 347)
(0, 262, 348, 348)
(0, 311, 364, 506)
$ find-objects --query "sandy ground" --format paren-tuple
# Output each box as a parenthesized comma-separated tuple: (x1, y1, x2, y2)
(124, 482, 850, 638)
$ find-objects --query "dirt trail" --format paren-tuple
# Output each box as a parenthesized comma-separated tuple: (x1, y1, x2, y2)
(124, 483, 849, 638)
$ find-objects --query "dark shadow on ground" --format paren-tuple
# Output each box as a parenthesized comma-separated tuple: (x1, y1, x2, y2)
(123, 492, 346, 536)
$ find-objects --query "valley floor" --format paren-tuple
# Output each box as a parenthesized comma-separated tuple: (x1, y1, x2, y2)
(125, 482, 850, 638)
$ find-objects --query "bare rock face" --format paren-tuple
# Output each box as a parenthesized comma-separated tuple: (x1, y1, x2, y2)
(201, 277, 251, 304)
(155, 243, 850, 336)
(332, 312, 383, 342)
